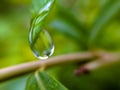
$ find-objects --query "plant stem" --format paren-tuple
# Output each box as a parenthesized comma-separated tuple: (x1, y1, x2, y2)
(75, 52, 120, 75)
(0, 52, 94, 81)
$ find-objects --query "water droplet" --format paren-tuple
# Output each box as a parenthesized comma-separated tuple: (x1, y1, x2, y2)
(29, 24, 54, 60)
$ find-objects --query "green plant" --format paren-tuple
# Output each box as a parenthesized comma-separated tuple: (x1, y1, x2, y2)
(1, 0, 120, 90)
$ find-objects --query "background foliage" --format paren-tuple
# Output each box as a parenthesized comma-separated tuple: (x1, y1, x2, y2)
(0, 0, 120, 90)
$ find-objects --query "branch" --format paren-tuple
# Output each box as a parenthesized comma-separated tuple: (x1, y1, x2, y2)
(0, 52, 94, 81)
(75, 52, 120, 75)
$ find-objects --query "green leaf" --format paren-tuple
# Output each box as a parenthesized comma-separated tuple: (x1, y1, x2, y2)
(31, 0, 55, 25)
(57, 7, 87, 35)
(0, 74, 30, 90)
(89, 0, 120, 47)
(31, 0, 55, 17)
(49, 18, 88, 49)
(26, 70, 68, 90)
(49, 18, 83, 42)
(29, 0, 55, 48)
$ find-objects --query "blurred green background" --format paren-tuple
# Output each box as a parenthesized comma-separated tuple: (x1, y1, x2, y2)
(1, 0, 120, 90)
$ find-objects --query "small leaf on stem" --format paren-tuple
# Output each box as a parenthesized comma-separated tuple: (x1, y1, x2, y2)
(26, 70, 68, 90)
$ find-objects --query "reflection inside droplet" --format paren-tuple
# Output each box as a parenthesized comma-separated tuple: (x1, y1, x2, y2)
(29, 26, 54, 60)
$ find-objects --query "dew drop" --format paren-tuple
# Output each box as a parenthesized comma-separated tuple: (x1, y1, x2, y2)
(29, 24, 54, 60)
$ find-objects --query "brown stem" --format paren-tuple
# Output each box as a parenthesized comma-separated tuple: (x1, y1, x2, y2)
(75, 52, 120, 75)
(0, 52, 94, 81)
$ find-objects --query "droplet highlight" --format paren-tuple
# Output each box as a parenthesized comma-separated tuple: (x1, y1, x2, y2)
(29, 24, 54, 60)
